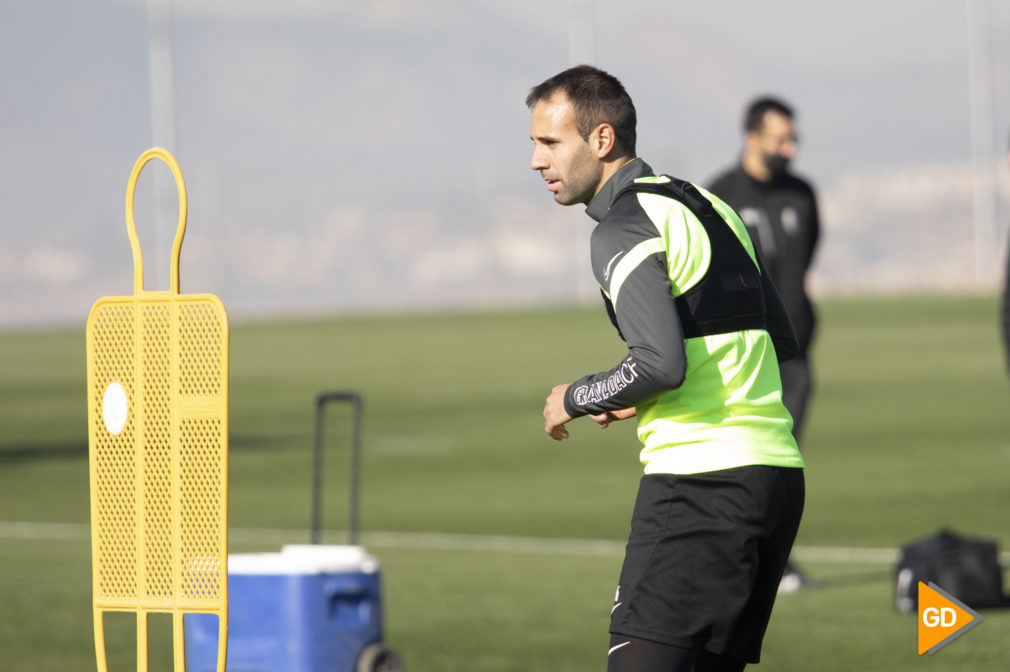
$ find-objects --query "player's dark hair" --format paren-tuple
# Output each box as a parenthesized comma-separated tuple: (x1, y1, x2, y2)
(526, 65, 637, 156)
(744, 96, 794, 133)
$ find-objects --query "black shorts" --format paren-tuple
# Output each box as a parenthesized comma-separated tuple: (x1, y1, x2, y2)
(609, 466, 805, 664)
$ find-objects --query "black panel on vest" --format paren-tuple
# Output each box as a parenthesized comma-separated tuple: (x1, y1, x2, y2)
(614, 177, 767, 339)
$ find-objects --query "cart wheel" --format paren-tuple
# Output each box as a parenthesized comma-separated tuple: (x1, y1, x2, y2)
(356, 643, 403, 672)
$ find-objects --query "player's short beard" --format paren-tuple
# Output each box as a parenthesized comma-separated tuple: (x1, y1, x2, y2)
(556, 150, 602, 206)
(764, 153, 790, 178)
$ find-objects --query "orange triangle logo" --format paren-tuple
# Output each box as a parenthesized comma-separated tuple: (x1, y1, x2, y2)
(918, 581, 983, 655)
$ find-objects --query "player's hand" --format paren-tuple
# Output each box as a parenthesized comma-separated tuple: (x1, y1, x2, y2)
(588, 407, 636, 429)
(543, 383, 573, 440)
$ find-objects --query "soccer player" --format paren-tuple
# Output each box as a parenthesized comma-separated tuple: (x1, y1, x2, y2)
(528, 65, 805, 672)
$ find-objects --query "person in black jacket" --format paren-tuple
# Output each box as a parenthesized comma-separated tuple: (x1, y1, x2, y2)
(708, 97, 820, 593)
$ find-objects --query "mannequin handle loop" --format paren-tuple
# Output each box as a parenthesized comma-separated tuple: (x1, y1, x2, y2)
(124, 147, 187, 294)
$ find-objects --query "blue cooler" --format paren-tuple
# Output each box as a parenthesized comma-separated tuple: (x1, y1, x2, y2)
(185, 544, 384, 672)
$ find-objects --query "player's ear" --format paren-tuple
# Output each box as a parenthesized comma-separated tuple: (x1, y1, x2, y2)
(744, 129, 761, 149)
(593, 123, 616, 159)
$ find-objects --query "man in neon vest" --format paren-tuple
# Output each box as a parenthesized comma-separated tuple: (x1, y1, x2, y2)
(529, 65, 804, 672)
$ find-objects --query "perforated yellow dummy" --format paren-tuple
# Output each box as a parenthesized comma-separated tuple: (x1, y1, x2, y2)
(86, 148, 228, 671)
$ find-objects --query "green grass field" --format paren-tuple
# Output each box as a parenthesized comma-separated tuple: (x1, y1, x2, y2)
(1, 294, 1008, 671)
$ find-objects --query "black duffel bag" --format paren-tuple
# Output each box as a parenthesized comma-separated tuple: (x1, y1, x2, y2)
(894, 529, 1005, 613)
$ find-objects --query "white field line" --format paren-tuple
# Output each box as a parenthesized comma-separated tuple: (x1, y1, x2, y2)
(3, 520, 1006, 566)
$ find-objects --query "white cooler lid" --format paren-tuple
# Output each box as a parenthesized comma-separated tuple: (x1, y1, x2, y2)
(228, 544, 380, 575)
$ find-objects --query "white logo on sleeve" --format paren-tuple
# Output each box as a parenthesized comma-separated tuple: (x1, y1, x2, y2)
(573, 360, 640, 406)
